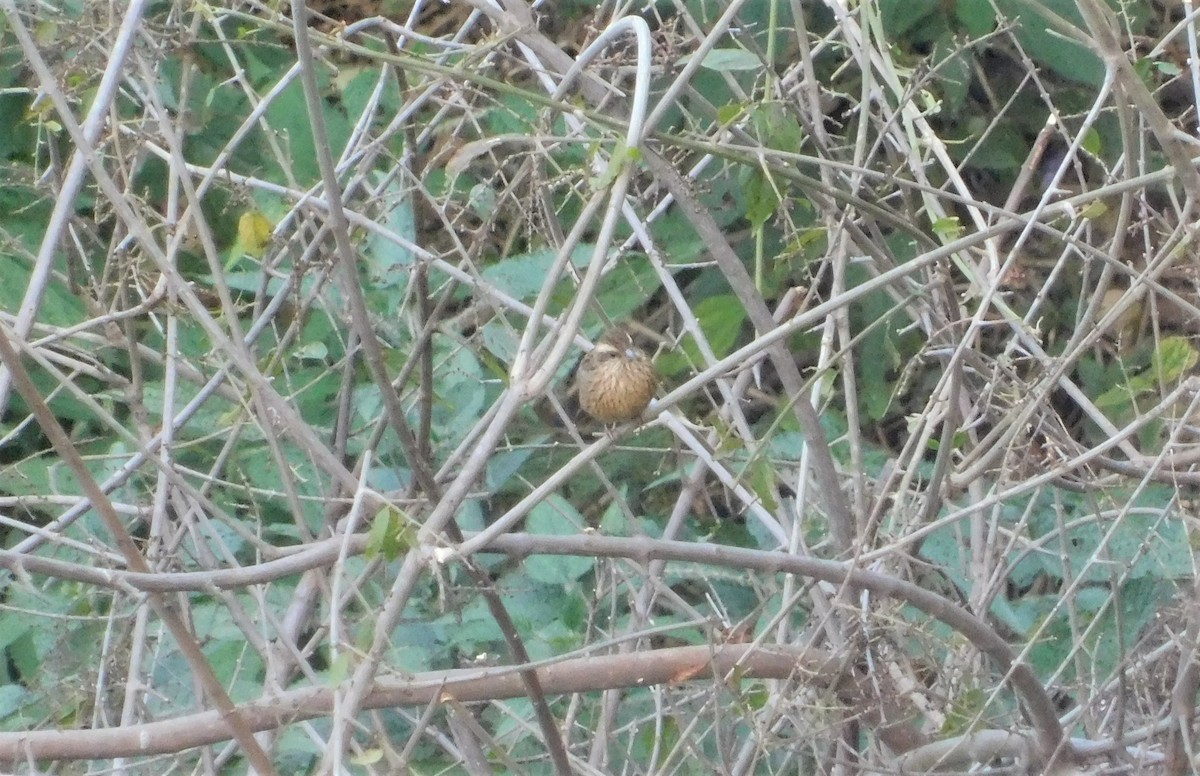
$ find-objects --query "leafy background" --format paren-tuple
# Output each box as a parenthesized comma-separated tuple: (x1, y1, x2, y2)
(0, 0, 1198, 773)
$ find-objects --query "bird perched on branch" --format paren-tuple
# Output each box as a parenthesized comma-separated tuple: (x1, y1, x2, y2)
(575, 327, 659, 424)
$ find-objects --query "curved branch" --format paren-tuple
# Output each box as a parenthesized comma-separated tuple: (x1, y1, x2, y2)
(1, 529, 1066, 761)
(0, 644, 834, 761)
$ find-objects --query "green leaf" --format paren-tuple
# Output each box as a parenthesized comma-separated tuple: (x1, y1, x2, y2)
(487, 447, 536, 494)
(594, 253, 663, 322)
(466, 182, 498, 218)
(431, 342, 490, 447)
(1156, 60, 1182, 77)
(1152, 336, 1198, 383)
(365, 505, 415, 561)
(744, 168, 781, 230)
(1029, 508, 1190, 584)
(1079, 200, 1108, 220)
(1098, 337, 1198, 412)
(598, 495, 632, 536)
(591, 139, 632, 190)
(435, 596, 502, 654)
(655, 210, 707, 265)
(656, 294, 746, 376)
(350, 747, 383, 766)
(486, 91, 539, 135)
(0, 686, 29, 719)
(932, 37, 972, 112)
(931, 216, 963, 241)
(364, 175, 417, 288)
(994, 0, 1104, 87)
(942, 687, 986, 736)
(523, 495, 593, 584)
(1132, 56, 1154, 85)
(854, 288, 912, 421)
(880, 0, 939, 38)
(327, 652, 353, 685)
(1076, 578, 1174, 679)
(957, 0, 997, 37)
(748, 102, 804, 152)
(0, 94, 36, 161)
(480, 244, 592, 301)
(717, 101, 746, 124)
(962, 126, 1028, 171)
(747, 456, 780, 515)
(690, 48, 762, 72)
(636, 715, 680, 759)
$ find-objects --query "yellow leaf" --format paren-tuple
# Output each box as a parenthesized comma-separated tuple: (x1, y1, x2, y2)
(1079, 200, 1108, 220)
(237, 211, 273, 258)
(350, 749, 383, 766)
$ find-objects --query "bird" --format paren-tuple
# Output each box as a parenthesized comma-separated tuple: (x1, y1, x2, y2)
(575, 326, 659, 424)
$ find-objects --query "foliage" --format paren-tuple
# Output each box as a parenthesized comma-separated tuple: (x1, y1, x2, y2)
(0, 0, 1196, 772)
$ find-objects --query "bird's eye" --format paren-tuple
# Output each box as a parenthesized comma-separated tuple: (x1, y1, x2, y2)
(593, 346, 620, 361)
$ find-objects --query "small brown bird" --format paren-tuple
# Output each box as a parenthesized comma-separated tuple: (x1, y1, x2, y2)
(575, 327, 659, 424)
